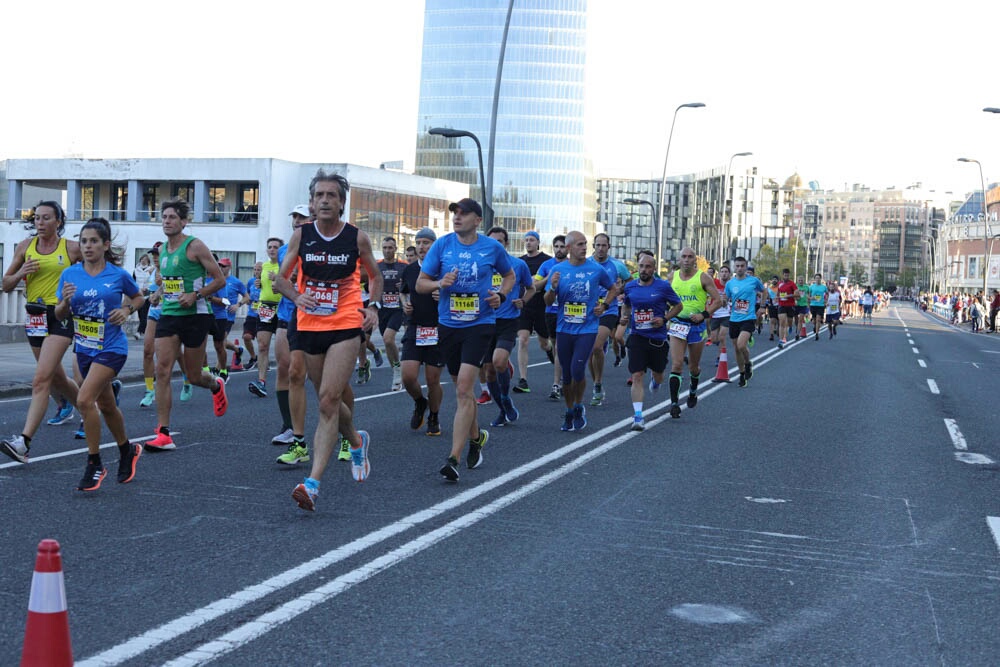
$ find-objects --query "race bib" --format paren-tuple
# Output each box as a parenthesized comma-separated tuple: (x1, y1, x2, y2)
(304, 281, 339, 316)
(449, 293, 479, 322)
(73, 315, 105, 350)
(162, 276, 183, 301)
(492, 273, 503, 288)
(258, 301, 278, 323)
(634, 308, 654, 330)
(563, 301, 586, 325)
(733, 298, 751, 315)
(828, 304, 840, 314)
(382, 293, 400, 309)
(416, 325, 439, 346)
(26, 312, 48, 337)
(668, 320, 691, 339)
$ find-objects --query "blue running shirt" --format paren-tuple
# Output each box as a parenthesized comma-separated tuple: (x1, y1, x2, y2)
(808, 283, 828, 307)
(57, 263, 140, 356)
(595, 256, 631, 317)
(725, 275, 765, 323)
(537, 257, 560, 314)
(422, 233, 513, 328)
(623, 277, 681, 341)
(546, 258, 615, 335)
(493, 255, 533, 320)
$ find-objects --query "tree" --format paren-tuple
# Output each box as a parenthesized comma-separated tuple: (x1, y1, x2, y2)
(753, 243, 778, 279)
(849, 262, 868, 286)
(874, 268, 888, 291)
(777, 240, 808, 282)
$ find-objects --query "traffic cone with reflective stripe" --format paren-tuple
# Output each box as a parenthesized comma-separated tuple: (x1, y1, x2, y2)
(799, 322, 807, 338)
(230, 338, 244, 371)
(21, 539, 72, 667)
(711, 343, 731, 383)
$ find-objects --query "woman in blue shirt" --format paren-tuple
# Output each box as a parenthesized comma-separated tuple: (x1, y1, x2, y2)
(56, 218, 145, 491)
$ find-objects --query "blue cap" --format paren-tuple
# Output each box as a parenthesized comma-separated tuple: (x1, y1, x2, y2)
(524, 230, 540, 241)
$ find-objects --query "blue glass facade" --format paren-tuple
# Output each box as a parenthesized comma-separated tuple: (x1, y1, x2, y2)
(415, 0, 593, 249)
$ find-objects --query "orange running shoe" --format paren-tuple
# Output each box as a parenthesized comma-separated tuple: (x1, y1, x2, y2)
(146, 427, 175, 451)
(212, 377, 228, 417)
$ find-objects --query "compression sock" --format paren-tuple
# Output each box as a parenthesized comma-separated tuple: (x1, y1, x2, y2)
(669, 373, 682, 403)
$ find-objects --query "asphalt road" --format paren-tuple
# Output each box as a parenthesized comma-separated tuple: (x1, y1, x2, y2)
(1, 307, 998, 666)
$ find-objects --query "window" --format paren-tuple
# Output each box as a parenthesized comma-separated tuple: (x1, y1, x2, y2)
(968, 257, 979, 279)
(139, 184, 159, 222)
(235, 184, 259, 223)
(215, 251, 257, 283)
(208, 184, 226, 222)
(110, 183, 128, 221)
(171, 183, 194, 204)
(80, 184, 97, 220)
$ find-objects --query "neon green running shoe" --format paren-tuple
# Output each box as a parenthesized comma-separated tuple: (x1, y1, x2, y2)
(276, 442, 310, 465)
(337, 436, 351, 462)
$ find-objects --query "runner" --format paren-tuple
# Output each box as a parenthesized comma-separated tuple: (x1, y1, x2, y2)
(483, 226, 535, 428)
(1, 201, 82, 463)
(826, 282, 843, 338)
(666, 247, 722, 418)
(765, 276, 779, 340)
(588, 233, 631, 406)
(544, 231, 617, 432)
(139, 243, 163, 408)
(250, 237, 283, 398)
(619, 250, 682, 431)
(513, 229, 553, 393)
(416, 197, 514, 481)
(860, 286, 875, 325)
(795, 275, 810, 340)
(376, 236, 406, 391)
(709, 264, 732, 362)
(536, 235, 567, 400)
(775, 268, 799, 348)
(807, 273, 828, 341)
(273, 170, 378, 510)
(724, 257, 767, 388)
(147, 199, 229, 451)
(242, 261, 262, 371)
(404, 245, 418, 264)
(54, 218, 145, 489)
(399, 227, 445, 437)
(206, 257, 247, 382)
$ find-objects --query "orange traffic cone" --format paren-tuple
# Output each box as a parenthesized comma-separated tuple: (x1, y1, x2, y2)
(230, 338, 244, 371)
(21, 539, 72, 667)
(712, 343, 731, 383)
(799, 323, 807, 338)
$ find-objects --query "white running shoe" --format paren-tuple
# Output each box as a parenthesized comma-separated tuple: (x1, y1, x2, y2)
(271, 428, 294, 445)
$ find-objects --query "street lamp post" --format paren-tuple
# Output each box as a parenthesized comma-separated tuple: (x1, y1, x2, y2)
(957, 157, 989, 298)
(623, 197, 658, 264)
(716, 151, 752, 265)
(657, 102, 705, 272)
(429, 127, 493, 227)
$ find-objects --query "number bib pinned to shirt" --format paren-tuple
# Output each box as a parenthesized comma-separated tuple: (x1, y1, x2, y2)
(563, 301, 586, 324)
(73, 315, 105, 350)
(449, 293, 480, 322)
(304, 280, 339, 316)
(633, 309, 654, 330)
(733, 299, 751, 316)
(668, 320, 691, 339)
(382, 293, 400, 309)
(258, 301, 278, 323)
(416, 325, 439, 346)
(162, 276, 184, 302)
(26, 311, 48, 337)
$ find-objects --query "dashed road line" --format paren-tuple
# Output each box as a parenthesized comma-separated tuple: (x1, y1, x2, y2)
(917, 359, 926, 368)
(912, 347, 919, 354)
(987, 517, 1000, 555)
(926, 379, 940, 394)
(943, 418, 967, 451)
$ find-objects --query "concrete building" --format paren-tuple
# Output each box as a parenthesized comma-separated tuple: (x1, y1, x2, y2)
(595, 177, 693, 268)
(935, 185, 1000, 294)
(1, 157, 467, 337)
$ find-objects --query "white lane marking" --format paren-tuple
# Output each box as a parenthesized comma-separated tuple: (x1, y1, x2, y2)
(907, 339, 914, 345)
(918, 359, 927, 368)
(987, 517, 1000, 555)
(927, 379, 940, 395)
(75, 337, 800, 666)
(955, 452, 995, 465)
(745, 497, 788, 504)
(912, 347, 920, 354)
(0, 433, 170, 470)
(983, 350, 1000, 354)
(943, 418, 968, 451)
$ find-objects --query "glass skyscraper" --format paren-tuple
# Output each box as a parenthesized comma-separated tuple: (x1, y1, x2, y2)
(415, 0, 593, 249)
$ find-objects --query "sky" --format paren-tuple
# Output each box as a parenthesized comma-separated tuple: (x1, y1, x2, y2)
(3, 0, 998, 199)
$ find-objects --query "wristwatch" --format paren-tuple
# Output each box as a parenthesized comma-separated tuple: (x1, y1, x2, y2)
(369, 302, 381, 310)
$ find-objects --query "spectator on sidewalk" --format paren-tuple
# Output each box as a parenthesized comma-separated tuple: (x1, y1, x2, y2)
(133, 251, 158, 339)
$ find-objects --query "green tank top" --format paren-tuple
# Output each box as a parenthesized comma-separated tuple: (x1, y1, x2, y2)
(671, 269, 707, 318)
(159, 236, 209, 316)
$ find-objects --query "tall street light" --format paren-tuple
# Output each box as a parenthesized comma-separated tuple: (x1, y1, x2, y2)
(623, 197, 658, 262)
(429, 127, 494, 227)
(716, 151, 752, 264)
(657, 102, 705, 271)
(957, 157, 989, 297)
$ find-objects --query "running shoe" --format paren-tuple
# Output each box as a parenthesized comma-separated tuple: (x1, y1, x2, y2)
(212, 377, 228, 416)
(560, 409, 575, 432)
(277, 441, 310, 465)
(245, 357, 258, 371)
(440, 456, 460, 482)
(77, 461, 107, 491)
(234, 347, 243, 368)
(613, 354, 622, 367)
(777, 339, 785, 350)
(47, 402, 74, 426)
(687, 393, 698, 409)
(476, 389, 491, 404)
(139, 389, 155, 407)
(338, 436, 351, 461)
(512, 378, 531, 393)
(501, 395, 519, 423)
(738, 372, 747, 388)
(748, 335, 755, 348)
(648, 378, 661, 394)
(292, 481, 318, 511)
(410, 396, 428, 430)
(572, 405, 587, 431)
(549, 384, 562, 401)
(745, 360, 753, 381)
(626, 378, 633, 386)
(112, 379, 123, 406)
(590, 383, 604, 406)
(356, 361, 372, 384)
(391, 363, 402, 391)
(74, 421, 86, 439)
(180, 383, 194, 401)
(490, 409, 508, 428)
(350, 431, 371, 481)
(219, 369, 230, 384)
(373, 348, 385, 367)
(0, 435, 29, 463)
(426, 413, 441, 437)
(815, 331, 820, 341)
(545, 348, 555, 364)
(117, 443, 142, 484)
(249, 379, 267, 398)
(670, 402, 682, 419)
(272, 428, 294, 445)
(467, 429, 488, 469)
(630, 416, 645, 432)
(769, 334, 774, 341)
(146, 428, 176, 451)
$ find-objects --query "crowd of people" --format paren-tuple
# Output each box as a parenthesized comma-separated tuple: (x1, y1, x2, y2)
(916, 290, 1000, 333)
(0, 175, 883, 510)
